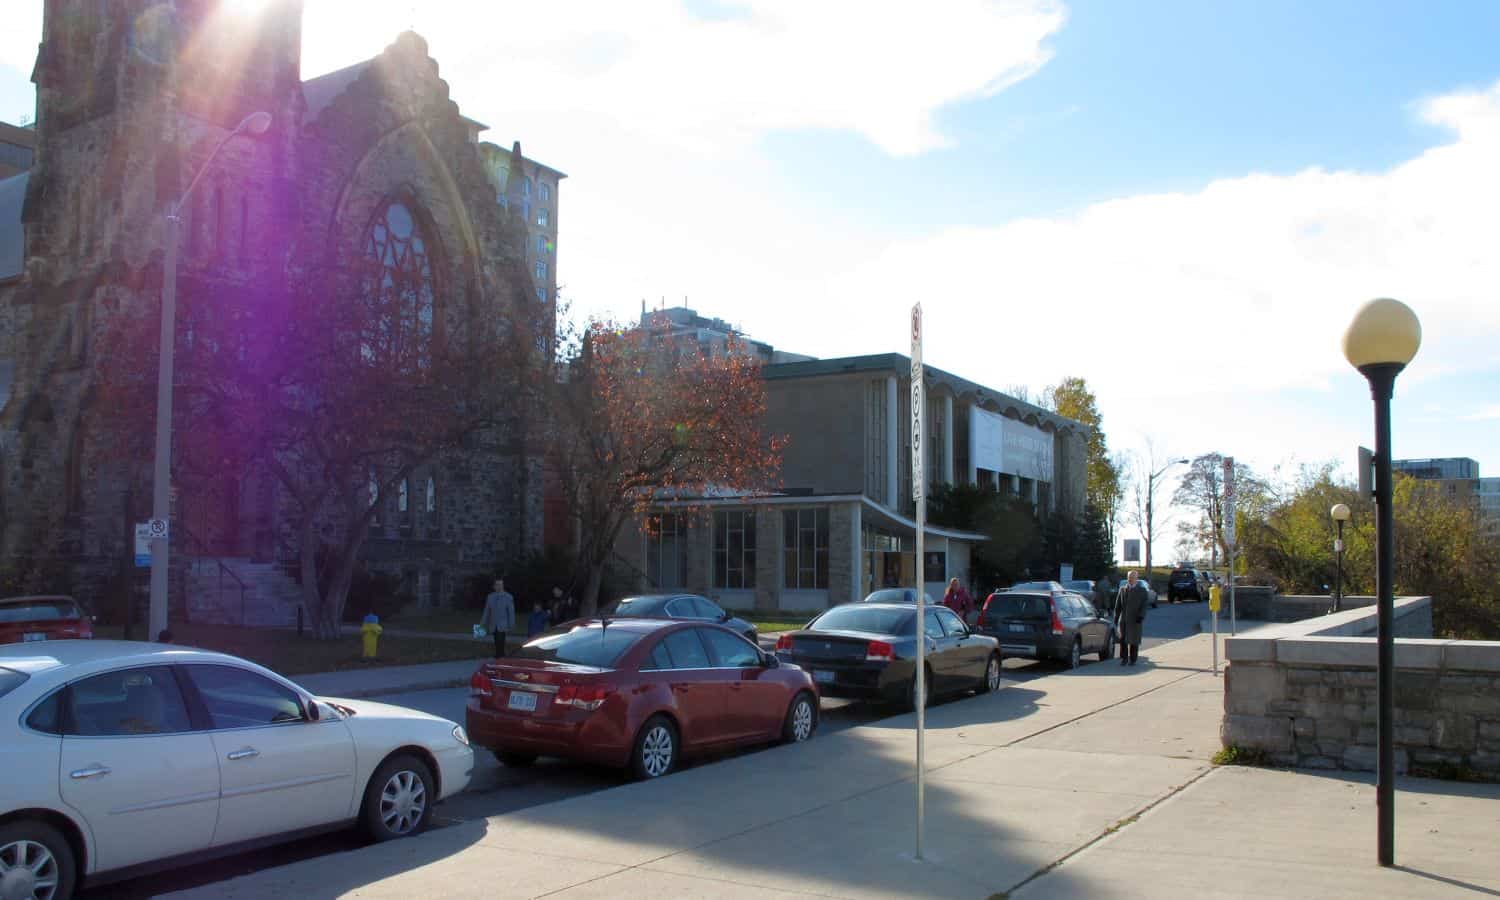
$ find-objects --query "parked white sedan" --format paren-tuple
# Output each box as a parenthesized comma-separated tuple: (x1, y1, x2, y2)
(0, 640, 473, 899)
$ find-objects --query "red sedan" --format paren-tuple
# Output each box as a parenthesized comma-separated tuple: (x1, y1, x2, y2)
(0, 595, 94, 644)
(466, 618, 818, 779)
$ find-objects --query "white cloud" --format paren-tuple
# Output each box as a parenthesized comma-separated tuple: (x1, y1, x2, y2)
(1464, 405, 1500, 422)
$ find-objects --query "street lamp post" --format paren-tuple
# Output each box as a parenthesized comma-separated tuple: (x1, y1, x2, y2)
(1143, 458, 1190, 582)
(1330, 502, 1351, 614)
(1342, 297, 1421, 869)
(147, 110, 272, 642)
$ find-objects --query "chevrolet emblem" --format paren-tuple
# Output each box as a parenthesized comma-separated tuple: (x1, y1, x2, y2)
(515, 672, 530, 681)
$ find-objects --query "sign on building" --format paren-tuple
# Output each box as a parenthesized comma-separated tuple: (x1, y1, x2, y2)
(1123, 539, 1141, 563)
(968, 407, 1054, 483)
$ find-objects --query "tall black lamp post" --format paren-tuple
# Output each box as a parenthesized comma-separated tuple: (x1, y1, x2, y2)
(1330, 502, 1350, 614)
(1342, 297, 1421, 868)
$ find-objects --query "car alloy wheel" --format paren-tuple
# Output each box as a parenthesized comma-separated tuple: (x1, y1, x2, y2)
(1068, 639, 1082, 669)
(910, 668, 933, 710)
(0, 839, 60, 900)
(0, 822, 75, 900)
(784, 693, 816, 743)
(983, 654, 1001, 693)
(362, 754, 435, 842)
(634, 716, 678, 779)
(1100, 635, 1115, 661)
(379, 769, 429, 836)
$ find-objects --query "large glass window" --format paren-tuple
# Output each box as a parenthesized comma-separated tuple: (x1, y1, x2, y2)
(646, 514, 688, 589)
(783, 508, 829, 590)
(363, 201, 436, 369)
(713, 510, 756, 589)
(69, 666, 193, 736)
(183, 665, 305, 729)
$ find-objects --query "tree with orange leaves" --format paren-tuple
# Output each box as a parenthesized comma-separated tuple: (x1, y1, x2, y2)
(551, 320, 785, 616)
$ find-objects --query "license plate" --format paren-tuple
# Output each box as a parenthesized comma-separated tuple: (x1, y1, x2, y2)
(813, 670, 835, 684)
(507, 690, 538, 712)
(23, 632, 46, 642)
(1008, 624, 1027, 633)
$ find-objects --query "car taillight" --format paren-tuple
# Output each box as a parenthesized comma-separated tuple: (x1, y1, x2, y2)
(865, 640, 895, 662)
(557, 684, 611, 711)
(1050, 601, 1065, 636)
(775, 633, 794, 651)
(468, 671, 492, 698)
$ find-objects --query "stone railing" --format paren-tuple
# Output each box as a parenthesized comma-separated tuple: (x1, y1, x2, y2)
(1222, 597, 1500, 779)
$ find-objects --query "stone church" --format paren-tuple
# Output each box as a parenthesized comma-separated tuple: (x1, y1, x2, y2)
(0, 0, 559, 623)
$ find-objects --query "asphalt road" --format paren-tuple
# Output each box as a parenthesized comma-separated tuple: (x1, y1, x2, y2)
(85, 599, 1212, 898)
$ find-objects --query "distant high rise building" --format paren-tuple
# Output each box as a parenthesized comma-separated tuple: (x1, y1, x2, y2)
(1479, 478, 1500, 537)
(1392, 457, 1479, 480)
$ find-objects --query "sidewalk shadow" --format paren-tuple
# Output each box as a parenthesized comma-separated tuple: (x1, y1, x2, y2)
(1396, 867, 1500, 897)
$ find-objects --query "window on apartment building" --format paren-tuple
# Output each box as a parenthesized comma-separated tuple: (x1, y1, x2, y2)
(536, 234, 548, 256)
(535, 286, 546, 303)
(537, 207, 549, 227)
(540, 182, 551, 203)
(867, 380, 886, 503)
(713, 510, 757, 589)
(535, 259, 547, 281)
(646, 514, 688, 589)
(783, 508, 829, 590)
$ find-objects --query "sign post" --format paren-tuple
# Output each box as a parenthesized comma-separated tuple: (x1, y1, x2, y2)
(909, 303, 927, 862)
(1223, 457, 1237, 635)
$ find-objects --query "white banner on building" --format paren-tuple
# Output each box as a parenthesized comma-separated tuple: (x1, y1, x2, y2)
(969, 407, 1054, 483)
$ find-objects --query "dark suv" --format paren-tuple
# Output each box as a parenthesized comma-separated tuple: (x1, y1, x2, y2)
(976, 590, 1115, 669)
(1167, 568, 1209, 603)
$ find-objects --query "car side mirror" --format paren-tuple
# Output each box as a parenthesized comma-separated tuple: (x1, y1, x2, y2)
(304, 699, 321, 721)
(719, 610, 731, 623)
(762, 653, 779, 668)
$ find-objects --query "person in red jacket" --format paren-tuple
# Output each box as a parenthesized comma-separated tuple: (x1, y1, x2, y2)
(941, 577, 973, 622)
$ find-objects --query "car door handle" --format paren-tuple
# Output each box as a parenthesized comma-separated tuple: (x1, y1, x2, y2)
(227, 748, 260, 761)
(69, 765, 111, 780)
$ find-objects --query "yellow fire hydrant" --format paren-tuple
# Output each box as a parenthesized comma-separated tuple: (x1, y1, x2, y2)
(361, 614, 383, 659)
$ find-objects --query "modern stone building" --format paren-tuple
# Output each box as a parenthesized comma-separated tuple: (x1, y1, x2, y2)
(613, 335, 1090, 615)
(0, 1, 550, 622)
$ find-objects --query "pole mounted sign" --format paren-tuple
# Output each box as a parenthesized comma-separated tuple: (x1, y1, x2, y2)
(1223, 456, 1237, 634)
(135, 519, 169, 568)
(909, 302, 927, 862)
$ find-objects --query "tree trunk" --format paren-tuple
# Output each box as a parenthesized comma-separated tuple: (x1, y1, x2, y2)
(298, 519, 334, 639)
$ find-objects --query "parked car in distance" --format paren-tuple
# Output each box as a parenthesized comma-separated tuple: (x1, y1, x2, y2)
(860, 588, 933, 604)
(1167, 568, 1211, 603)
(0, 594, 93, 644)
(977, 590, 1115, 669)
(774, 602, 1001, 708)
(1061, 580, 1102, 610)
(467, 619, 817, 780)
(606, 593, 759, 645)
(0, 640, 473, 899)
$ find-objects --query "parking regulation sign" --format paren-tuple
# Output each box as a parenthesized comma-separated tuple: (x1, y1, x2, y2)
(134, 523, 152, 567)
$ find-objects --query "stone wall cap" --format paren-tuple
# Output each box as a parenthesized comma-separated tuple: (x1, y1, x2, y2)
(1443, 641, 1500, 673)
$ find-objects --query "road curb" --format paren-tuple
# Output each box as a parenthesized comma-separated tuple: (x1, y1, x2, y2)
(318, 678, 471, 699)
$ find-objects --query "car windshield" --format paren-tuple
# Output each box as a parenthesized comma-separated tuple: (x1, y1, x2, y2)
(0, 667, 26, 700)
(610, 597, 662, 616)
(0, 599, 81, 623)
(811, 606, 914, 635)
(510, 625, 643, 668)
(988, 593, 1052, 618)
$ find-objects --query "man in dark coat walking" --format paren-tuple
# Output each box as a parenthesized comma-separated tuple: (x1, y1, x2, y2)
(1115, 570, 1149, 666)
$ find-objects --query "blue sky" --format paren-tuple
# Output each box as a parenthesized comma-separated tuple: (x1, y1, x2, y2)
(3, 1, 1497, 560)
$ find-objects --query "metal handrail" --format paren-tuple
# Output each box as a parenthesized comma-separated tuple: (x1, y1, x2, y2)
(177, 524, 249, 624)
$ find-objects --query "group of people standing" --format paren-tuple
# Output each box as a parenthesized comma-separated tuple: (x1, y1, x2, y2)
(477, 578, 580, 658)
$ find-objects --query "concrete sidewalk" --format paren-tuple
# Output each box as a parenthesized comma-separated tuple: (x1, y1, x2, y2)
(162, 634, 1500, 899)
(292, 659, 479, 698)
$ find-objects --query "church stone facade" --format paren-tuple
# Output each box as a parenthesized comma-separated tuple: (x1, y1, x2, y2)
(0, 1, 552, 621)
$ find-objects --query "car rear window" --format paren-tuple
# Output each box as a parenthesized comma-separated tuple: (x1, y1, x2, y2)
(611, 597, 660, 616)
(863, 589, 913, 603)
(987, 593, 1051, 618)
(511, 625, 643, 668)
(812, 606, 913, 635)
(0, 667, 27, 700)
(0, 599, 81, 623)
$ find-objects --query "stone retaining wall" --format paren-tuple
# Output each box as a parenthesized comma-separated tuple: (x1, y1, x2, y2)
(1222, 598, 1500, 779)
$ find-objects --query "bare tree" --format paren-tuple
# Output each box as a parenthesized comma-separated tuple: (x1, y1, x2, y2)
(1124, 442, 1190, 578)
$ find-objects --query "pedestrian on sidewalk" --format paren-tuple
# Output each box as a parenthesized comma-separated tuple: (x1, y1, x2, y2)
(1115, 570, 1149, 666)
(479, 578, 516, 658)
(942, 577, 973, 623)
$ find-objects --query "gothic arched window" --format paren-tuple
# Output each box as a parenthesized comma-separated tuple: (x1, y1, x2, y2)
(363, 200, 436, 368)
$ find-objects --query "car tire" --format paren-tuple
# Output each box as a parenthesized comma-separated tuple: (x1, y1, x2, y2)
(980, 653, 1002, 694)
(1065, 638, 1082, 670)
(909, 667, 934, 711)
(782, 691, 818, 744)
(362, 753, 436, 842)
(0, 820, 77, 900)
(1099, 634, 1115, 661)
(631, 715, 679, 780)
(496, 751, 537, 768)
